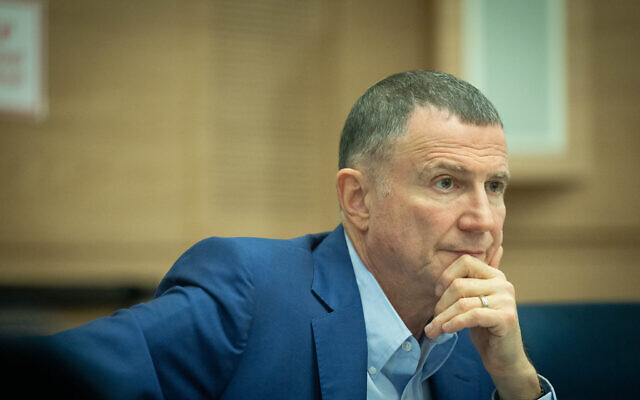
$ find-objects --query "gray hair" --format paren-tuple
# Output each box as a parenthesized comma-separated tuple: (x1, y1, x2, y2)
(338, 70, 503, 174)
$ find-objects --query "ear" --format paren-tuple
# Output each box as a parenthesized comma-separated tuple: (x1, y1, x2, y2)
(336, 168, 371, 232)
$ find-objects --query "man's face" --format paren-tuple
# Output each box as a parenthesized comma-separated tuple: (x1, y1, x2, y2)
(364, 106, 509, 296)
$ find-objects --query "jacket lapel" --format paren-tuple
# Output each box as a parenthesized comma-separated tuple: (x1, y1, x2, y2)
(430, 329, 482, 400)
(310, 225, 367, 400)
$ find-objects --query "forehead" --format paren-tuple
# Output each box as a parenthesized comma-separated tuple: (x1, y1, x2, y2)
(392, 107, 509, 175)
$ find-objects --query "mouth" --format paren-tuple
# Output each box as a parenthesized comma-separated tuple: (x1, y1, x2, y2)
(443, 250, 485, 260)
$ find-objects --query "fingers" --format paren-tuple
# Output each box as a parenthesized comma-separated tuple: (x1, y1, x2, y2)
(425, 293, 516, 338)
(434, 277, 513, 315)
(484, 231, 503, 270)
(425, 253, 515, 340)
(429, 307, 516, 338)
(489, 246, 503, 269)
(426, 248, 534, 390)
(434, 254, 505, 297)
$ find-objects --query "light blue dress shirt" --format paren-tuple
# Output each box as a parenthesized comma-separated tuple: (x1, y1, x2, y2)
(344, 232, 556, 400)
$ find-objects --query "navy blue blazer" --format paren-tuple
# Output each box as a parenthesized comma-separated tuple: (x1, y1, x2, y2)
(49, 225, 494, 399)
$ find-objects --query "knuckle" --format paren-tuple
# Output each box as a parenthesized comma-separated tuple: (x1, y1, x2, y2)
(451, 278, 465, 294)
(458, 297, 474, 311)
(503, 281, 515, 295)
(469, 308, 483, 322)
(504, 295, 516, 308)
(503, 310, 517, 325)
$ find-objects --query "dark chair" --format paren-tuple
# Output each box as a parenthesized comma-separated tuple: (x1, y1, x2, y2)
(518, 303, 640, 400)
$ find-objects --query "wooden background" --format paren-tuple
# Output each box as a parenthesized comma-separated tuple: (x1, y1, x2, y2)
(0, 0, 638, 331)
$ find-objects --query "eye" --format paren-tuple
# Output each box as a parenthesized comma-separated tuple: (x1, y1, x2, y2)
(485, 181, 505, 194)
(434, 177, 454, 191)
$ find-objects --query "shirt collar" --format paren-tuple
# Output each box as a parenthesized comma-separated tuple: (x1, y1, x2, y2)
(344, 231, 415, 372)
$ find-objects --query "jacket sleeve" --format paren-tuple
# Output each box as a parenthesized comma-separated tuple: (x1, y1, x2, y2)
(49, 237, 256, 399)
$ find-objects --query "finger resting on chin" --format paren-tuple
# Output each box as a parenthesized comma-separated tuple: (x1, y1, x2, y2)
(435, 255, 503, 296)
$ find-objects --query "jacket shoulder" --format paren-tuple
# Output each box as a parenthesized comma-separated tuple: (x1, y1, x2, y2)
(156, 231, 330, 297)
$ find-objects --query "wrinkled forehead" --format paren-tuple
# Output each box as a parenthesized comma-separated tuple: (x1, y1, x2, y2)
(392, 106, 509, 172)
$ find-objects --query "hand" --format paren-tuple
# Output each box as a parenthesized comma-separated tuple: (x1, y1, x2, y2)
(424, 248, 542, 400)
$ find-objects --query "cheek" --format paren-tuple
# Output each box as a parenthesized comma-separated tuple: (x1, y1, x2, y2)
(409, 200, 455, 235)
(371, 207, 423, 259)
(367, 205, 406, 254)
(405, 203, 454, 261)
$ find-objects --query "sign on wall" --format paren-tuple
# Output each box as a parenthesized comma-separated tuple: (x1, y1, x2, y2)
(0, 0, 46, 119)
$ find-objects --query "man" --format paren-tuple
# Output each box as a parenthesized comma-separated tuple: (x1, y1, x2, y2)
(41, 71, 554, 399)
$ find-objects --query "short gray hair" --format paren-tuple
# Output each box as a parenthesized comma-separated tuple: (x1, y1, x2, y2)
(338, 70, 503, 173)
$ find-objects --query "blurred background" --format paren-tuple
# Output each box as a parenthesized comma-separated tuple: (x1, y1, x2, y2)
(0, 0, 638, 337)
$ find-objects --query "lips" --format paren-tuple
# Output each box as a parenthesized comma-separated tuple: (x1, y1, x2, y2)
(444, 250, 485, 259)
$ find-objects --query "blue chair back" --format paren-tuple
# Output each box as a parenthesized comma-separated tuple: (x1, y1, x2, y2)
(518, 303, 640, 400)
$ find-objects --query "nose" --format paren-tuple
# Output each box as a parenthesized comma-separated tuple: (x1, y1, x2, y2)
(457, 187, 496, 233)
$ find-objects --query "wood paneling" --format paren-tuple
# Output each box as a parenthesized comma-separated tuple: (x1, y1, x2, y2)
(1, 0, 638, 305)
(502, 0, 640, 302)
(0, 0, 437, 286)
(0, 0, 213, 286)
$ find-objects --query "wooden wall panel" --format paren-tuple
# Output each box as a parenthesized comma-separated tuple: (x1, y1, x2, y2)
(0, 0, 438, 287)
(0, 0, 215, 285)
(503, 0, 640, 302)
(2, 0, 638, 306)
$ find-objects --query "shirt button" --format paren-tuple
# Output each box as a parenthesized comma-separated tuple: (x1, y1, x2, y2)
(402, 341, 412, 352)
(368, 366, 377, 375)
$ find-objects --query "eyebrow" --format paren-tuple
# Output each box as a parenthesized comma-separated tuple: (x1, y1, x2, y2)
(421, 162, 511, 184)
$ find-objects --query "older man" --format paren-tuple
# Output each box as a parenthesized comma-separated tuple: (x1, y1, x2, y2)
(43, 71, 554, 399)
(336, 71, 553, 399)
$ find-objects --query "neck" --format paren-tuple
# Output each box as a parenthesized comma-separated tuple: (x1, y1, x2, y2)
(344, 223, 437, 339)
(376, 275, 437, 339)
